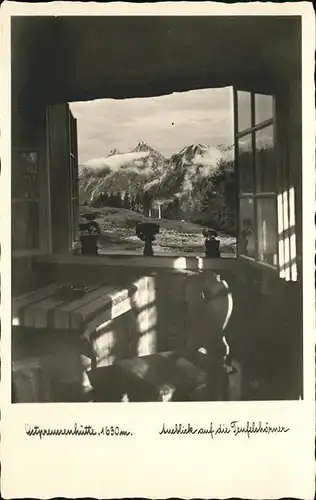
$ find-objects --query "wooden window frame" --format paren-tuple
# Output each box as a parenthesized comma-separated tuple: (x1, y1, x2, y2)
(234, 89, 278, 268)
(12, 147, 48, 258)
(68, 109, 79, 246)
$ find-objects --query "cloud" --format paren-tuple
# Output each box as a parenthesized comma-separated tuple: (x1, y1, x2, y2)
(84, 151, 150, 172)
(192, 147, 233, 169)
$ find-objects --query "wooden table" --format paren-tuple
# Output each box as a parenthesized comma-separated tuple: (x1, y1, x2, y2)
(13, 283, 136, 335)
(12, 282, 138, 401)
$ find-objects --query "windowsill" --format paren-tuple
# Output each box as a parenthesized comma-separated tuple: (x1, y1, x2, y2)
(238, 254, 278, 273)
(13, 250, 47, 258)
(20, 251, 282, 276)
(35, 252, 237, 271)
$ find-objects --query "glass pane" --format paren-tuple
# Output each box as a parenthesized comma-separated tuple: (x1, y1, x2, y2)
(238, 134, 254, 194)
(257, 197, 278, 266)
(12, 151, 39, 200)
(12, 201, 39, 250)
(255, 94, 273, 125)
(255, 125, 276, 193)
(237, 91, 251, 132)
(239, 197, 256, 258)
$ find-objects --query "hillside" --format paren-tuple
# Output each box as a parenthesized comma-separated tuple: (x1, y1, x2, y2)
(79, 140, 236, 235)
(80, 205, 236, 255)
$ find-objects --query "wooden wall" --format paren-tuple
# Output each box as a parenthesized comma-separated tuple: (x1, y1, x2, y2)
(11, 102, 77, 295)
(11, 102, 50, 295)
(275, 79, 302, 281)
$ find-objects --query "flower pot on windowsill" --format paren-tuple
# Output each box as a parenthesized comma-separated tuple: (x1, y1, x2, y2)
(135, 222, 160, 256)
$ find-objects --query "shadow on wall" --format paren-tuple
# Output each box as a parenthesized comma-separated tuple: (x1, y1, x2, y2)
(86, 273, 193, 401)
(226, 275, 303, 401)
(84, 276, 159, 401)
(87, 269, 232, 402)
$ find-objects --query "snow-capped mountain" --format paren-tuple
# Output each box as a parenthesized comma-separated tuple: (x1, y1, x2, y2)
(108, 148, 121, 156)
(80, 141, 165, 173)
(171, 143, 210, 164)
(79, 141, 166, 203)
(79, 141, 233, 205)
(170, 143, 233, 167)
(131, 141, 166, 173)
(145, 143, 233, 200)
(133, 140, 158, 154)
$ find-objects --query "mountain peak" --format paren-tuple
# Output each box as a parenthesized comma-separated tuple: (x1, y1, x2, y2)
(133, 140, 152, 153)
(172, 143, 210, 161)
(108, 148, 120, 156)
(132, 141, 166, 162)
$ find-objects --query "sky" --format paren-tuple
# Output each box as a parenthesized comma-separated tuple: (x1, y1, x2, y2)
(70, 87, 234, 165)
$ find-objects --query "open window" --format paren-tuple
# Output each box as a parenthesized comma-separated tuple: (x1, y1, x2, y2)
(47, 103, 79, 253)
(234, 90, 277, 267)
(70, 88, 236, 259)
(234, 88, 298, 281)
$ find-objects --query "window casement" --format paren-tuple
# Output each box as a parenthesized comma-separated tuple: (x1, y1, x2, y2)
(234, 89, 298, 281)
(234, 91, 279, 269)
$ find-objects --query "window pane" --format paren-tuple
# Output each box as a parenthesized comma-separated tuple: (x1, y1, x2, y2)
(257, 197, 278, 266)
(238, 134, 254, 194)
(255, 94, 273, 125)
(239, 197, 256, 258)
(12, 201, 39, 250)
(255, 125, 276, 193)
(237, 91, 251, 132)
(12, 151, 39, 200)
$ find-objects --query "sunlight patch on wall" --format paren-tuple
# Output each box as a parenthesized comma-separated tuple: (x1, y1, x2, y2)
(277, 187, 297, 282)
(133, 276, 157, 355)
(173, 257, 187, 270)
(288, 187, 298, 281)
(197, 257, 204, 270)
(277, 193, 286, 279)
(93, 320, 115, 367)
(282, 189, 291, 281)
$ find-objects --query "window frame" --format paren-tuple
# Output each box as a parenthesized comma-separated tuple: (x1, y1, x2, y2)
(234, 89, 278, 268)
(12, 147, 44, 257)
(68, 110, 79, 247)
